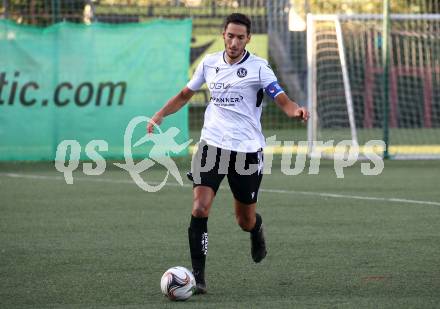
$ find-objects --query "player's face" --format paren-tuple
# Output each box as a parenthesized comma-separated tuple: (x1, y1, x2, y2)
(223, 23, 250, 61)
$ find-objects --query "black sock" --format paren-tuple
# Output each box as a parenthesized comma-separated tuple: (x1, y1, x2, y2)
(250, 213, 262, 235)
(188, 215, 208, 278)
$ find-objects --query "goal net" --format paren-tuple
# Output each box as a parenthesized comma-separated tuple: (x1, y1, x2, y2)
(307, 14, 440, 159)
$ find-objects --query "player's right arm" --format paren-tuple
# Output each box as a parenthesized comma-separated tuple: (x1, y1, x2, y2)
(147, 87, 195, 134)
(147, 56, 207, 134)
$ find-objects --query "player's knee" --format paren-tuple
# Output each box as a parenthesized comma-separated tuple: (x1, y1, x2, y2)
(236, 215, 253, 232)
(192, 200, 211, 217)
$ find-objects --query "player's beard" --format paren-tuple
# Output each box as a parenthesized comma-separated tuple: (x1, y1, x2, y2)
(225, 47, 244, 62)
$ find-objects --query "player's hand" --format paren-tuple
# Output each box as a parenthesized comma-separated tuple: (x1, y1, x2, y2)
(294, 107, 310, 122)
(147, 113, 163, 134)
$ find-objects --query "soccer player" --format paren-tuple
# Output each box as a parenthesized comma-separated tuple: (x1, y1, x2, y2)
(147, 13, 309, 294)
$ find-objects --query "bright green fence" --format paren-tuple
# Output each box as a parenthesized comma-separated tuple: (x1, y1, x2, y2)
(0, 19, 192, 161)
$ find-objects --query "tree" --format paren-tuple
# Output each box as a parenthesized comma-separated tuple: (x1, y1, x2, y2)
(302, 0, 439, 15)
(4, 0, 87, 25)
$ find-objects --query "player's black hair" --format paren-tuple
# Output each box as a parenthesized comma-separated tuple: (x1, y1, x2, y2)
(224, 13, 252, 35)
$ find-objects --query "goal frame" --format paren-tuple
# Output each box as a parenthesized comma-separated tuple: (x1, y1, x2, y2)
(306, 13, 440, 160)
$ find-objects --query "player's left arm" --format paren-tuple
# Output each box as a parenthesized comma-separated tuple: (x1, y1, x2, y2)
(260, 63, 309, 121)
(274, 92, 309, 121)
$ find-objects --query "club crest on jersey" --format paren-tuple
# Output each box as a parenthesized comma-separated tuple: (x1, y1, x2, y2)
(237, 67, 247, 78)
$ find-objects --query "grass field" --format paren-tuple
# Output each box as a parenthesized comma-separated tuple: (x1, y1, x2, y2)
(1, 158, 440, 308)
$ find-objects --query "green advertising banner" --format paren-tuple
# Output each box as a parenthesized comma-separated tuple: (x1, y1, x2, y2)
(0, 19, 192, 161)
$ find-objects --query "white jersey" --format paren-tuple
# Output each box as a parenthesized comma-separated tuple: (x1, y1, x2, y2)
(187, 50, 284, 152)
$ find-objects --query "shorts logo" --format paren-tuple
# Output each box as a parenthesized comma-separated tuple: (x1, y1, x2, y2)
(237, 67, 247, 78)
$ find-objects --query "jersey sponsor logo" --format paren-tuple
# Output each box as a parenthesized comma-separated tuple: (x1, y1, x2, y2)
(237, 67, 247, 78)
(209, 82, 231, 90)
(210, 93, 243, 106)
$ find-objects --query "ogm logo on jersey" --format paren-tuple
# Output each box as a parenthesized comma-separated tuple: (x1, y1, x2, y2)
(209, 82, 231, 90)
(237, 67, 247, 78)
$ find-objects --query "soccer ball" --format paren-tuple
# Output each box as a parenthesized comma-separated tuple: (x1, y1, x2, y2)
(160, 266, 196, 301)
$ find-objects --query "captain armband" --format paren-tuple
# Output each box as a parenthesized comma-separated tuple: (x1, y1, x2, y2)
(264, 81, 284, 99)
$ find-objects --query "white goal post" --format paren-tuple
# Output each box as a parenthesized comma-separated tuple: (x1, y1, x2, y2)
(307, 13, 440, 160)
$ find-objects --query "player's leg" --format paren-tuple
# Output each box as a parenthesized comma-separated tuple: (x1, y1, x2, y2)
(227, 149, 266, 263)
(189, 186, 215, 294)
(188, 142, 225, 294)
(234, 199, 266, 263)
(234, 200, 256, 231)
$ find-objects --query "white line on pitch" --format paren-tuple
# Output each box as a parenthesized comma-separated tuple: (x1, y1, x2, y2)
(2, 172, 440, 207)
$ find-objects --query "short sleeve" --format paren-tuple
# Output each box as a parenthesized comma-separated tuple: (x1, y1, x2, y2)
(187, 58, 206, 91)
(259, 63, 278, 88)
(260, 62, 285, 99)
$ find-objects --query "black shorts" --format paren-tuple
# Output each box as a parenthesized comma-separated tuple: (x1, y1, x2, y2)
(190, 141, 263, 204)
